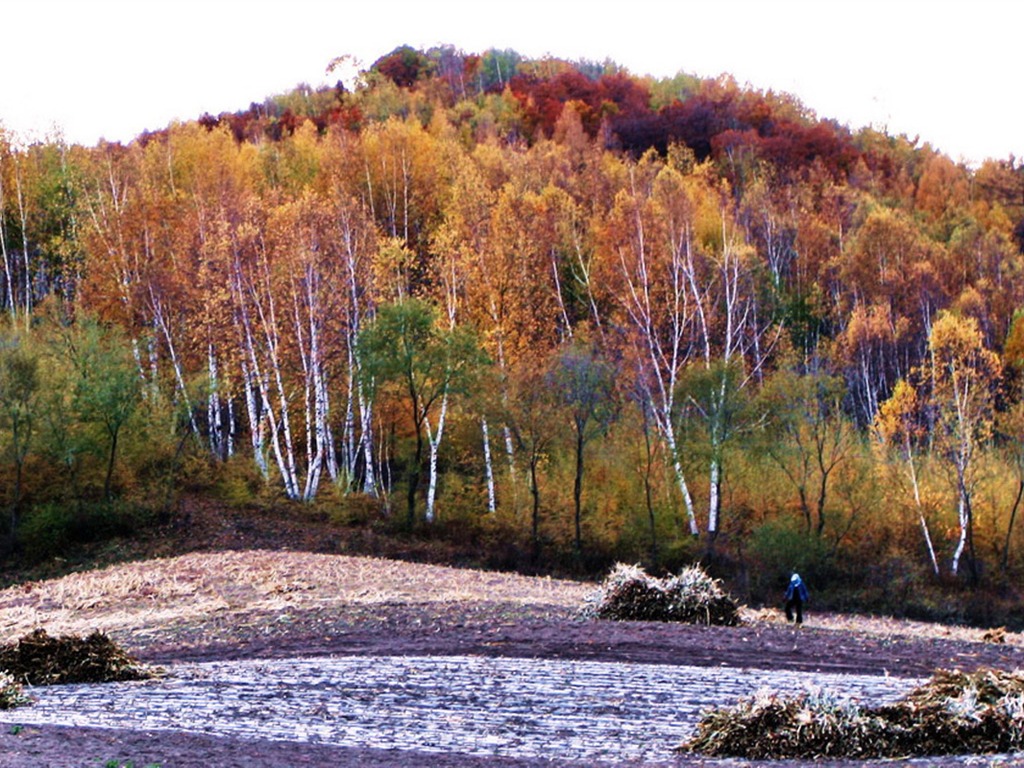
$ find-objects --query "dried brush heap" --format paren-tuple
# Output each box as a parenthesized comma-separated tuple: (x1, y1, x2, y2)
(0, 628, 152, 686)
(581, 563, 740, 626)
(681, 667, 1024, 759)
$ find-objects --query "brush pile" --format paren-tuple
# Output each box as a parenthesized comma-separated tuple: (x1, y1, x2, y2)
(681, 667, 1024, 759)
(0, 672, 28, 709)
(0, 629, 151, 686)
(580, 563, 740, 625)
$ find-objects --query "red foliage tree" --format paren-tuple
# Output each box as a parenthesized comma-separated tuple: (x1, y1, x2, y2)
(373, 45, 431, 88)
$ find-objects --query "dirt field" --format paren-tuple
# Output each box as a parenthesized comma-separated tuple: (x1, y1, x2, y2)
(1, 549, 1024, 766)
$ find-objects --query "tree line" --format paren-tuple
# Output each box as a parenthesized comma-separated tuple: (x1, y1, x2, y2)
(2, 46, 1024, 609)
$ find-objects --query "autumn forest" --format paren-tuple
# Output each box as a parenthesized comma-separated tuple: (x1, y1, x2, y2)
(2, 45, 1024, 619)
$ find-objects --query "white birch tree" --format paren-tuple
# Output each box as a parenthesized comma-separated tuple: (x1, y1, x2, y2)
(603, 158, 698, 535)
(925, 312, 1000, 581)
(359, 298, 483, 526)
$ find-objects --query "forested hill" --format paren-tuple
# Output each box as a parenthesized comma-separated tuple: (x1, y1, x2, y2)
(2, 44, 1024, 615)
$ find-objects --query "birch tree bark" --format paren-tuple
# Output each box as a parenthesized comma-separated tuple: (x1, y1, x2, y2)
(681, 212, 770, 541)
(0, 138, 14, 318)
(230, 231, 302, 500)
(873, 379, 940, 577)
(358, 299, 483, 526)
(332, 192, 378, 496)
(925, 313, 1000, 581)
(604, 161, 698, 534)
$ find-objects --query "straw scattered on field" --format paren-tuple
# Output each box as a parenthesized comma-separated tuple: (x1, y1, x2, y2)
(0, 550, 592, 643)
(0, 550, 1018, 650)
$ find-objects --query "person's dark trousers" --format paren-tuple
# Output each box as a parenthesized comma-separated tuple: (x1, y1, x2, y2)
(786, 598, 803, 624)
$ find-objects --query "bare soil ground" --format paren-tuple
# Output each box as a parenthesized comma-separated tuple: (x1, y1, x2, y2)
(1, 503, 1023, 766)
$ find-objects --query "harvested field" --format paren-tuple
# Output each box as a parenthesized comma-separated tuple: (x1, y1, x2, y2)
(0, 655, 922, 764)
(0, 550, 590, 643)
(1, 550, 1024, 766)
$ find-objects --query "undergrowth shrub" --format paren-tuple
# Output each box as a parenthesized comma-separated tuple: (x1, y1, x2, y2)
(745, 518, 832, 603)
(173, 449, 220, 493)
(17, 503, 75, 561)
(327, 491, 388, 527)
(213, 455, 266, 507)
(18, 501, 155, 563)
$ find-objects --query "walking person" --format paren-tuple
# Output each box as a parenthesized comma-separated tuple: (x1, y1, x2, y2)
(785, 572, 809, 625)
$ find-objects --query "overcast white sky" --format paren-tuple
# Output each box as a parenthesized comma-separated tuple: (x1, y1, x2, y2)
(2, 0, 1020, 165)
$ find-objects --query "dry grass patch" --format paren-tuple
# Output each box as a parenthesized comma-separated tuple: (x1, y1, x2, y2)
(742, 605, 1024, 648)
(803, 611, 1023, 647)
(2, 549, 1017, 655)
(0, 550, 592, 644)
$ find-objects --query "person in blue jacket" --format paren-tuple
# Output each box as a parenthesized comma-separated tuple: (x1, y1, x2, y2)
(785, 572, 809, 625)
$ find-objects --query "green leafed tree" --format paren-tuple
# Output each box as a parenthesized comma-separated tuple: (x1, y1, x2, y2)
(759, 368, 859, 540)
(358, 298, 485, 526)
(550, 341, 618, 557)
(501, 352, 560, 560)
(0, 330, 40, 552)
(924, 312, 1001, 582)
(676, 358, 753, 547)
(61, 318, 142, 501)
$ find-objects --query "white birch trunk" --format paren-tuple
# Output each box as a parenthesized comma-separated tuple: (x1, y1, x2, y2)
(950, 433, 973, 576)
(376, 417, 391, 513)
(482, 417, 496, 513)
(151, 292, 199, 435)
(706, 370, 730, 537)
(301, 270, 332, 500)
(503, 424, 516, 480)
(227, 393, 235, 458)
(907, 449, 940, 576)
(147, 334, 159, 397)
(234, 257, 300, 499)
(665, 426, 698, 535)
(240, 355, 268, 479)
(294, 302, 320, 502)
(340, 206, 376, 497)
(708, 458, 721, 536)
(424, 390, 449, 523)
(257, 266, 301, 500)
(571, 228, 603, 337)
(951, 491, 969, 576)
(266, 331, 300, 500)
(208, 344, 221, 457)
(359, 386, 376, 495)
(290, 280, 317, 499)
(341, 355, 358, 487)
(260, 345, 300, 499)
(234, 282, 268, 478)
(0, 161, 14, 317)
(208, 344, 224, 459)
(619, 179, 699, 535)
(320, 369, 337, 482)
(14, 155, 30, 319)
(550, 249, 573, 339)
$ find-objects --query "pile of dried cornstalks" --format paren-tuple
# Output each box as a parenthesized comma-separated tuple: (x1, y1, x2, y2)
(0, 629, 151, 686)
(681, 667, 1024, 759)
(581, 563, 740, 625)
